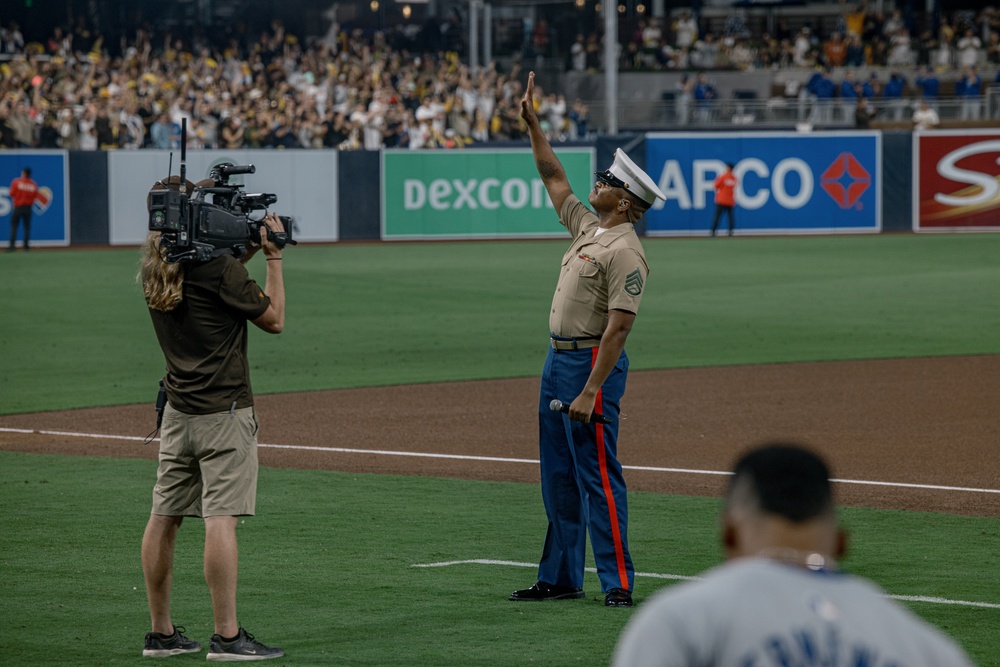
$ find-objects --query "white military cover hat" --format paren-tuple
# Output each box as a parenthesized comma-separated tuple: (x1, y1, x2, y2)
(595, 148, 666, 205)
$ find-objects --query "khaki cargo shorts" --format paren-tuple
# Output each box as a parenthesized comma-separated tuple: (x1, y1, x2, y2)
(151, 403, 259, 517)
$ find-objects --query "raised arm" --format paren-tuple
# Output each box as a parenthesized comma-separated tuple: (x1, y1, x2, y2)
(520, 71, 574, 214)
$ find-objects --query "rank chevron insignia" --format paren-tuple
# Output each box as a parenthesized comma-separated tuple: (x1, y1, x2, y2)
(624, 269, 644, 296)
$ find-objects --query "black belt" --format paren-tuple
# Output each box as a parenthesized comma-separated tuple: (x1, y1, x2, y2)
(550, 335, 600, 351)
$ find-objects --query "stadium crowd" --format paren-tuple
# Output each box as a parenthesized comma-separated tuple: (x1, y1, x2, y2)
(615, 4, 1000, 125)
(0, 4, 995, 151)
(0, 15, 588, 151)
(611, 5, 1000, 73)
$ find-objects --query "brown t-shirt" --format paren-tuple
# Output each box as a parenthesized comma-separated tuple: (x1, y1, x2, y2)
(549, 194, 649, 338)
(148, 255, 270, 414)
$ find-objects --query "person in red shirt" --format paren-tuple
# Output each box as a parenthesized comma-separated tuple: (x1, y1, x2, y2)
(711, 162, 738, 237)
(822, 31, 848, 68)
(9, 167, 40, 251)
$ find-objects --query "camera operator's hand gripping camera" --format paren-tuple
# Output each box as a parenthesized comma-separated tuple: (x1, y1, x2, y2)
(148, 162, 297, 263)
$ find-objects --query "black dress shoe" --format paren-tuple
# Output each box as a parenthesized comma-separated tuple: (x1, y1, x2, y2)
(604, 588, 633, 607)
(509, 581, 584, 601)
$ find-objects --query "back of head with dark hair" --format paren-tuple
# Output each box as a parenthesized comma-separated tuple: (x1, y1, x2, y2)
(728, 444, 834, 523)
(23, 167, 31, 178)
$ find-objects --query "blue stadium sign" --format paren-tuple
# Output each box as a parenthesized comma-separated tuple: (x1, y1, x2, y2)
(643, 132, 881, 235)
(0, 151, 69, 246)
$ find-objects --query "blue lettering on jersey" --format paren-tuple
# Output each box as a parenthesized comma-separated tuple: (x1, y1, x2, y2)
(851, 646, 878, 667)
(742, 627, 906, 666)
(764, 636, 795, 666)
(793, 628, 820, 663)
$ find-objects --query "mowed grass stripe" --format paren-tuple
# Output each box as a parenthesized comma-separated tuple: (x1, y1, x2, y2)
(1, 452, 998, 665)
(3, 233, 1000, 414)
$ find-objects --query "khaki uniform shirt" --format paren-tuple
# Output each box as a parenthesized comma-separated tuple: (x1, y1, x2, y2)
(549, 194, 649, 338)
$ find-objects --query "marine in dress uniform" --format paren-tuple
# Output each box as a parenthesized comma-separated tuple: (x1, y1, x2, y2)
(510, 71, 666, 608)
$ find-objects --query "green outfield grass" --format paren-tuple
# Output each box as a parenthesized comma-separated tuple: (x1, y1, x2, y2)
(2, 234, 1000, 414)
(1, 452, 997, 666)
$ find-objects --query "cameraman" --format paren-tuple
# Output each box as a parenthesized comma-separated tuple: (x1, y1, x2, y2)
(138, 176, 287, 661)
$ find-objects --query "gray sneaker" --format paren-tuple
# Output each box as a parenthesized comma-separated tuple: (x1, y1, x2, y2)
(207, 628, 284, 661)
(142, 625, 201, 657)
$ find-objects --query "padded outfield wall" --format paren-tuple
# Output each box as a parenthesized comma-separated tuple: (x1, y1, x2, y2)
(5, 130, 995, 245)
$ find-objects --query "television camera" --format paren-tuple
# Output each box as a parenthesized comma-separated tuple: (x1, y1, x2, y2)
(148, 162, 296, 264)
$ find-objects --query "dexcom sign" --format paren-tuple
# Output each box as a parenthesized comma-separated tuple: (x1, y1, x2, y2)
(644, 132, 881, 235)
(382, 149, 593, 239)
(404, 177, 548, 211)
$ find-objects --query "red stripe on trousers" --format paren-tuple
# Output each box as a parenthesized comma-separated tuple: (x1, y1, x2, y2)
(592, 346, 629, 590)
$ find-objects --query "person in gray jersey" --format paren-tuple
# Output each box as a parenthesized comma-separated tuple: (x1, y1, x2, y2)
(612, 443, 974, 667)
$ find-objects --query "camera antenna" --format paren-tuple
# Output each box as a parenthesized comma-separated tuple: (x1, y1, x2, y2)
(151, 150, 174, 192)
(179, 118, 188, 196)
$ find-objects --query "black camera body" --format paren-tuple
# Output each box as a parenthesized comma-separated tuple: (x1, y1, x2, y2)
(148, 163, 296, 263)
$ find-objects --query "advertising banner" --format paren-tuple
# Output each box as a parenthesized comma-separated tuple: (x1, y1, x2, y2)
(0, 151, 69, 247)
(381, 149, 593, 239)
(913, 130, 1000, 232)
(643, 132, 881, 235)
(108, 150, 338, 245)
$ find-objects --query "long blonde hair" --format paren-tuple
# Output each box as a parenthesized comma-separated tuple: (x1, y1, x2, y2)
(138, 231, 184, 312)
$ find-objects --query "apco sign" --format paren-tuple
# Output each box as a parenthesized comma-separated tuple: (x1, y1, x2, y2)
(914, 131, 1000, 231)
(382, 149, 593, 239)
(0, 151, 69, 246)
(644, 132, 881, 235)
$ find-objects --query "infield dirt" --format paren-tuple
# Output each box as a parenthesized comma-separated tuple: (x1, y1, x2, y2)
(2, 355, 998, 518)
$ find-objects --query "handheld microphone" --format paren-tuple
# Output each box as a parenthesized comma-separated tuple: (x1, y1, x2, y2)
(549, 399, 613, 424)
